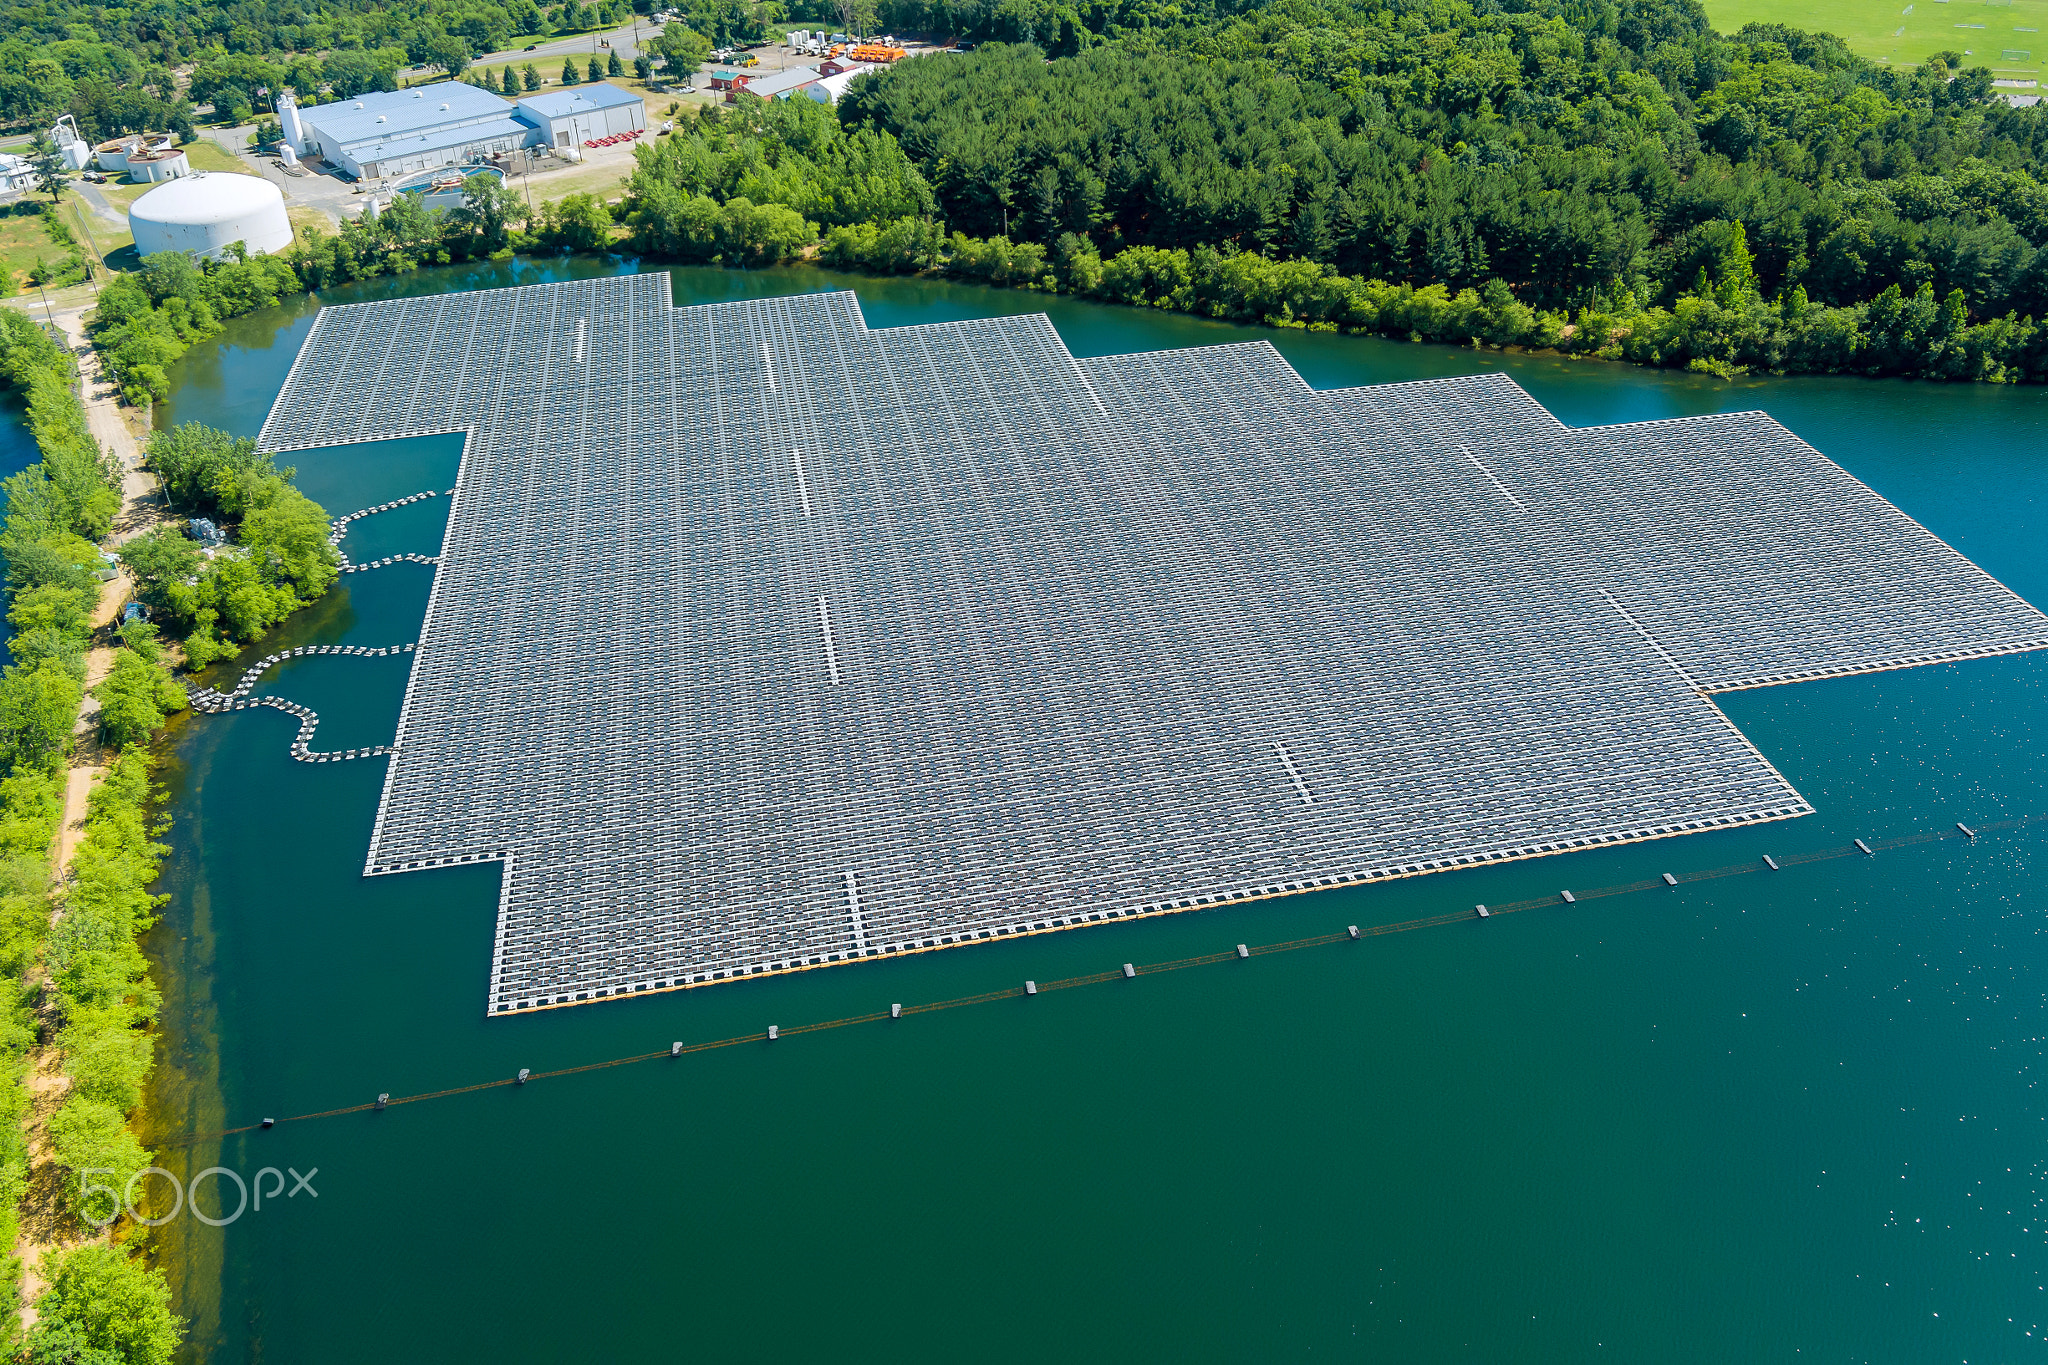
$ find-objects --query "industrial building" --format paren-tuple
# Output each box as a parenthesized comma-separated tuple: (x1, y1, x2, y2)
(255, 274, 2048, 1016)
(287, 80, 645, 181)
(514, 84, 646, 150)
(129, 172, 293, 260)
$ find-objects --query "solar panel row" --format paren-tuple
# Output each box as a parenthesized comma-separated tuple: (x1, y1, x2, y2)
(252, 274, 2048, 1015)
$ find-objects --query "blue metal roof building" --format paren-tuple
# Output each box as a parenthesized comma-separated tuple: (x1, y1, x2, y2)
(299, 81, 534, 180)
(515, 82, 647, 150)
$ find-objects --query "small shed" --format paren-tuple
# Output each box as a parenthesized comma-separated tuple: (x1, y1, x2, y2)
(188, 516, 224, 547)
(706, 68, 756, 101)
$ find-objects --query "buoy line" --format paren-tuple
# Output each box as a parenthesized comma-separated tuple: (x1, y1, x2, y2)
(143, 811, 2038, 1149)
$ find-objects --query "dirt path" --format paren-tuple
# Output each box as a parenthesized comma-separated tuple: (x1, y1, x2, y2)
(14, 302, 163, 1327)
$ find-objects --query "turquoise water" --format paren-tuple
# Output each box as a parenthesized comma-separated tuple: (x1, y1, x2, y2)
(0, 387, 43, 655)
(142, 261, 2048, 1362)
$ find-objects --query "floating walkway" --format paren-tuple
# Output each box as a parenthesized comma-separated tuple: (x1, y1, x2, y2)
(187, 643, 417, 763)
(180, 485, 449, 762)
(328, 488, 450, 575)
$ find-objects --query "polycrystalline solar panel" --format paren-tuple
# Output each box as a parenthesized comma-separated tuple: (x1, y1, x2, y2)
(1315, 380, 2048, 691)
(251, 278, 2028, 1017)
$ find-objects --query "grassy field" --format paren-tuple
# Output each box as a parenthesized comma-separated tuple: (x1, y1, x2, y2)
(0, 204, 74, 296)
(1702, 0, 2047, 84)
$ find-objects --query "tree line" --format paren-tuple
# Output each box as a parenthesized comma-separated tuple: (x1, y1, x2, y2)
(605, 0, 2048, 380)
(0, 311, 188, 1365)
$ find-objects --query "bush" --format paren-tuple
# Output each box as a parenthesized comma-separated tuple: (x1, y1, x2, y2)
(30, 1245, 183, 1365)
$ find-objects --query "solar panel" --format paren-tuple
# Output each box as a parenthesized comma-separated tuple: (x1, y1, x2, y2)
(253, 277, 2046, 1014)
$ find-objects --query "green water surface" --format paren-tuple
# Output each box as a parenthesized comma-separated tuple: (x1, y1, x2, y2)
(138, 258, 2048, 1363)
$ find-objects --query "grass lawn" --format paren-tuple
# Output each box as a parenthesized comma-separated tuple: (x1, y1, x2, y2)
(0, 204, 74, 296)
(61, 196, 131, 270)
(1702, 0, 2046, 84)
(180, 139, 250, 174)
(286, 204, 334, 238)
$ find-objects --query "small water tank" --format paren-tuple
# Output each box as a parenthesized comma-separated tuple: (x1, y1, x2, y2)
(126, 149, 189, 183)
(129, 172, 293, 260)
(95, 137, 137, 172)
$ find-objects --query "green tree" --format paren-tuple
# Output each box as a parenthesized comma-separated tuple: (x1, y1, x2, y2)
(238, 484, 340, 599)
(718, 197, 816, 263)
(27, 134, 67, 203)
(31, 1245, 183, 1365)
(418, 31, 472, 76)
(21, 1319, 123, 1365)
(523, 63, 543, 91)
(115, 526, 201, 614)
(541, 192, 614, 249)
(142, 422, 276, 520)
(652, 25, 711, 78)
(562, 57, 581, 85)
(0, 662, 81, 776)
(587, 55, 604, 82)
(91, 649, 185, 748)
(634, 53, 652, 80)
(608, 50, 624, 77)
(450, 172, 520, 249)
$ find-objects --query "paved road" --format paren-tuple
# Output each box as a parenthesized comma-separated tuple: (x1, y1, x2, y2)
(431, 19, 664, 75)
(72, 181, 126, 229)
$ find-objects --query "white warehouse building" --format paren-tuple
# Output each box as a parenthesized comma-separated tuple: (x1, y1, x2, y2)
(293, 80, 645, 181)
(515, 84, 646, 151)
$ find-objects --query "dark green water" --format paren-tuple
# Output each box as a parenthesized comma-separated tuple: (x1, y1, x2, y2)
(140, 259, 2048, 1363)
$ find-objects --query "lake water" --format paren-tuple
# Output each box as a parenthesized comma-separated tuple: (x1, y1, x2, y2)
(138, 259, 2048, 1362)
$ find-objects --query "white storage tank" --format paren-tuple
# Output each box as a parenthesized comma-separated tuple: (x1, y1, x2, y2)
(95, 137, 137, 172)
(128, 172, 294, 261)
(126, 148, 189, 183)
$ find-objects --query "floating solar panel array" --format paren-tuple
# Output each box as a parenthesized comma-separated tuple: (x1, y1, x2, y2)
(253, 274, 2048, 1015)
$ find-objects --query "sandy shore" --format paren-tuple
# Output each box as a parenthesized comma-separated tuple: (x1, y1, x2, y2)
(13, 296, 164, 1328)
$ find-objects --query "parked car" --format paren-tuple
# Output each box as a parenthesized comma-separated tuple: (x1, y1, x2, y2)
(524, 43, 537, 49)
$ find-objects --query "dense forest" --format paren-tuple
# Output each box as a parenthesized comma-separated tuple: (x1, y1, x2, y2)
(631, 0, 2048, 378)
(9, 0, 2048, 372)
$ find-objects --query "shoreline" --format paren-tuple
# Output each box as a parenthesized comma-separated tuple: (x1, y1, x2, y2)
(10, 299, 166, 1329)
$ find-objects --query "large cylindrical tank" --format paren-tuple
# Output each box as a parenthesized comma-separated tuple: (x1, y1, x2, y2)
(128, 172, 294, 260)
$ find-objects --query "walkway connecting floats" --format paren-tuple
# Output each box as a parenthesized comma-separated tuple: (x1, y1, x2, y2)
(188, 643, 416, 762)
(249, 273, 2048, 1017)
